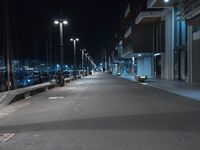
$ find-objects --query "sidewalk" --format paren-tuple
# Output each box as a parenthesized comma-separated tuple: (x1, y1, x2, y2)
(120, 75, 200, 101)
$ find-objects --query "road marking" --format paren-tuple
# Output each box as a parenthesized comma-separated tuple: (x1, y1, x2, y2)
(77, 82, 83, 84)
(48, 97, 57, 99)
(48, 96, 64, 100)
(34, 134, 40, 137)
(68, 87, 76, 90)
(0, 133, 15, 142)
(141, 83, 147, 85)
(25, 96, 32, 99)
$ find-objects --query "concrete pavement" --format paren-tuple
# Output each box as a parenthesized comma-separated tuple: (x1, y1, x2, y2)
(0, 73, 200, 150)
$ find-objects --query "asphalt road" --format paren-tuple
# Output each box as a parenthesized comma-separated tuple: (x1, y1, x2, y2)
(0, 73, 200, 150)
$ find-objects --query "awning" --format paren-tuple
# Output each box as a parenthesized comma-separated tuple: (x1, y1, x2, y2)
(135, 11, 162, 24)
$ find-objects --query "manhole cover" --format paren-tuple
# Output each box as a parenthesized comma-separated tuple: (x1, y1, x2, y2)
(0, 133, 15, 142)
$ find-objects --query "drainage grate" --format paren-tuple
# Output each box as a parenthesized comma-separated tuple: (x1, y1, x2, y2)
(0, 133, 15, 142)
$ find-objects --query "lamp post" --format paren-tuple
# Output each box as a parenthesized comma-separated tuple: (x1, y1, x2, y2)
(70, 38, 79, 80)
(80, 49, 86, 75)
(87, 56, 91, 75)
(84, 53, 89, 76)
(54, 19, 68, 86)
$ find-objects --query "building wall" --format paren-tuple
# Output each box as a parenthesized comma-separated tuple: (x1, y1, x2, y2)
(192, 38, 200, 82)
(187, 20, 200, 83)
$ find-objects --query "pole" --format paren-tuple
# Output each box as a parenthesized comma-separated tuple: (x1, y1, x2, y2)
(80, 49, 85, 74)
(73, 40, 76, 80)
(85, 54, 88, 76)
(105, 49, 107, 71)
(59, 23, 63, 69)
(4, 0, 11, 91)
(49, 25, 52, 68)
(59, 22, 64, 86)
(82, 50, 84, 72)
(46, 40, 49, 68)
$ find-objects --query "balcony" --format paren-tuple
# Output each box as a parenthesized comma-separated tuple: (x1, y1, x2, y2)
(185, 0, 200, 20)
(135, 11, 163, 24)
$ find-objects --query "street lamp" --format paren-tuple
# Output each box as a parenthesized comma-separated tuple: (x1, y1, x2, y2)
(84, 53, 89, 75)
(87, 56, 92, 75)
(70, 38, 79, 79)
(54, 19, 68, 86)
(80, 49, 86, 74)
(164, 0, 169, 2)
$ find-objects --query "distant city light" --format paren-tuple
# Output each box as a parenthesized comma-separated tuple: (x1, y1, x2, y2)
(138, 54, 142, 57)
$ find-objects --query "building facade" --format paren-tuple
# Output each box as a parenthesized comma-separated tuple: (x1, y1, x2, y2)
(110, 0, 200, 83)
(146, 0, 200, 82)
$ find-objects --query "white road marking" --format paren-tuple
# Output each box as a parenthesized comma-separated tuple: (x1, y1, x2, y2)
(48, 97, 58, 99)
(68, 87, 76, 90)
(0, 133, 15, 142)
(48, 96, 64, 100)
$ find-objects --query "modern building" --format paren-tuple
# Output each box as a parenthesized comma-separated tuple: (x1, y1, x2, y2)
(112, 0, 155, 78)
(108, 0, 200, 83)
(109, 0, 200, 83)
(146, 0, 200, 82)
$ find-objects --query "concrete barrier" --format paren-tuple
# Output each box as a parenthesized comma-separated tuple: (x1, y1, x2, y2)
(0, 82, 56, 108)
(0, 75, 82, 109)
(64, 77, 73, 83)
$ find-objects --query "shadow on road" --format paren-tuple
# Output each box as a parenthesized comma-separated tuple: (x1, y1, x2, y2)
(0, 110, 200, 133)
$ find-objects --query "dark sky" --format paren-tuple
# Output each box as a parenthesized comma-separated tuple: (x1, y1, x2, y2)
(1, 0, 124, 65)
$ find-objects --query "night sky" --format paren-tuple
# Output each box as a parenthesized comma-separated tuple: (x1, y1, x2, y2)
(0, 0, 124, 65)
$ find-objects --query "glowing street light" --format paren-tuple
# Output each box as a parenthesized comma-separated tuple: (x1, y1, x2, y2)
(164, 0, 169, 3)
(70, 38, 79, 79)
(54, 19, 68, 86)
